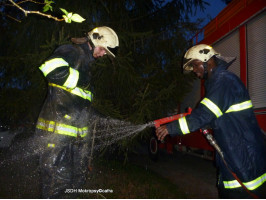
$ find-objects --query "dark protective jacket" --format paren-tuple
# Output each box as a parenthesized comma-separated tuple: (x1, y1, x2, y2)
(36, 43, 97, 138)
(35, 43, 99, 198)
(166, 59, 266, 191)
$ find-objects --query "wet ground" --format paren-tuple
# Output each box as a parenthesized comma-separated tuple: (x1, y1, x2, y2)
(0, 150, 40, 198)
(0, 142, 219, 199)
(129, 148, 219, 199)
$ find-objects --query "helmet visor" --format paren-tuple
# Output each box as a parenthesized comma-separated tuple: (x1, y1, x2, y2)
(106, 46, 119, 57)
(183, 58, 194, 73)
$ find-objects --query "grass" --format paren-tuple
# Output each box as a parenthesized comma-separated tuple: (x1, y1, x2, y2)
(80, 158, 187, 199)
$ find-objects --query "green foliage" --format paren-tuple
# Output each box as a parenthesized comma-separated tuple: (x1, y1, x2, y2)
(0, 27, 70, 126)
(60, 8, 86, 23)
(43, 0, 54, 12)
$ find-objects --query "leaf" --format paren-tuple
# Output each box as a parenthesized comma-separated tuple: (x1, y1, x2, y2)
(61, 10, 85, 23)
(70, 14, 86, 23)
(67, 12, 73, 19)
(62, 15, 71, 23)
(43, 5, 53, 12)
(60, 8, 69, 15)
(43, 0, 54, 12)
(43, 5, 49, 12)
(44, 0, 54, 4)
(60, 8, 85, 23)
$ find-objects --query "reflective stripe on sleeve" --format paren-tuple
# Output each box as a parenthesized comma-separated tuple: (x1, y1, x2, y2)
(178, 116, 190, 134)
(63, 67, 79, 89)
(223, 173, 266, 190)
(225, 100, 253, 113)
(39, 58, 69, 76)
(200, 98, 223, 118)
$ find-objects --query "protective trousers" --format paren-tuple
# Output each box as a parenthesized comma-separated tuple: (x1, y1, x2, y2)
(39, 135, 89, 198)
(217, 173, 266, 199)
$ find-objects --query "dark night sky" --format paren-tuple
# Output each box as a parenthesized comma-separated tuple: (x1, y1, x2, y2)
(191, 0, 227, 27)
(188, 0, 227, 42)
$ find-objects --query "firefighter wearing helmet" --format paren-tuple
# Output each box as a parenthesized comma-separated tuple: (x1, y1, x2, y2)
(156, 44, 266, 198)
(183, 44, 219, 77)
(88, 26, 119, 58)
(35, 26, 119, 198)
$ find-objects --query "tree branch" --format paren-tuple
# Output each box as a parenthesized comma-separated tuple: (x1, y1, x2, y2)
(7, 0, 64, 21)
(6, 13, 22, 22)
(17, 0, 45, 5)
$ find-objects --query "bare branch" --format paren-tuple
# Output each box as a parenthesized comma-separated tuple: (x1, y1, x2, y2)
(6, 14, 22, 23)
(17, 0, 45, 5)
(7, 0, 64, 21)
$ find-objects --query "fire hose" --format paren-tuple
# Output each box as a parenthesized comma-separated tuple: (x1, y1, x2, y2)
(148, 112, 259, 199)
(201, 129, 258, 199)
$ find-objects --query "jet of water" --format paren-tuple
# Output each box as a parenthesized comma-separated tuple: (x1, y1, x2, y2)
(0, 117, 154, 166)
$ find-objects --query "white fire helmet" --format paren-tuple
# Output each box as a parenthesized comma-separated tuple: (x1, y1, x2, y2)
(88, 26, 119, 57)
(183, 44, 220, 73)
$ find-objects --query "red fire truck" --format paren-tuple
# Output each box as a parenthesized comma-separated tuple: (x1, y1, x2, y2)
(149, 0, 266, 161)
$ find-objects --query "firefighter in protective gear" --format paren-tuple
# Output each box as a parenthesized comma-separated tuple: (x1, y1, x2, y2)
(156, 44, 266, 198)
(88, 26, 119, 58)
(35, 26, 119, 198)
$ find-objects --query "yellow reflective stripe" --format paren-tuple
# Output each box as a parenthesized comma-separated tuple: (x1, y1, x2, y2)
(64, 114, 71, 120)
(201, 98, 223, 118)
(80, 127, 88, 137)
(223, 173, 266, 190)
(47, 143, 55, 148)
(48, 83, 93, 102)
(225, 100, 253, 113)
(200, 98, 252, 117)
(63, 67, 79, 89)
(36, 118, 55, 132)
(178, 116, 190, 134)
(55, 124, 88, 138)
(55, 123, 78, 137)
(39, 58, 69, 76)
(71, 87, 93, 102)
(36, 118, 88, 138)
(49, 83, 93, 101)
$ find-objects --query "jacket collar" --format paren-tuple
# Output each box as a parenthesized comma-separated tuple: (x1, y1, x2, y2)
(204, 57, 236, 89)
(210, 56, 236, 78)
(79, 43, 95, 62)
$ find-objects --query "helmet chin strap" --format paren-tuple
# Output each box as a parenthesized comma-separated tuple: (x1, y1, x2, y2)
(88, 38, 95, 49)
(203, 62, 208, 80)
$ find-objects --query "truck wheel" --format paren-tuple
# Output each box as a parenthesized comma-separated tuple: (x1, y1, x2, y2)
(148, 135, 159, 161)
